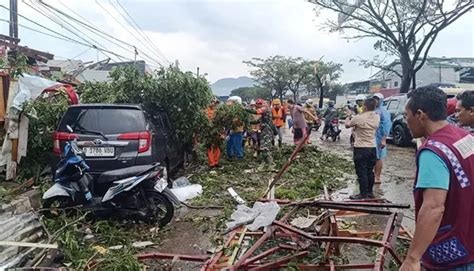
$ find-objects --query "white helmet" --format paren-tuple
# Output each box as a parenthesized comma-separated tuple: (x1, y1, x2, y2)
(305, 99, 313, 105)
(355, 94, 365, 101)
(227, 96, 242, 104)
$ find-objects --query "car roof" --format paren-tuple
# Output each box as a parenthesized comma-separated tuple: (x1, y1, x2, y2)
(68, 104, 143, 110)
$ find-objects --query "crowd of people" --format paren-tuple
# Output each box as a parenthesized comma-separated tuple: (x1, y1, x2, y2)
(204, 88, 473, 270)
(204, 96, 323, 171)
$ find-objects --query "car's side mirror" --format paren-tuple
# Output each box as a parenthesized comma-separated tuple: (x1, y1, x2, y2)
(66, 125, 73, 133)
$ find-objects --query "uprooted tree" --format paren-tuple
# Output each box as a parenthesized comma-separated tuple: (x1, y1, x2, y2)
(79, 65, 213, 147)
(309, 0, 474, 93)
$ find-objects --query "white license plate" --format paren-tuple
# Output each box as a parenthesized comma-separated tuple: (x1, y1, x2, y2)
(154, 178, 168, 192)
(83, 147, 115, 157)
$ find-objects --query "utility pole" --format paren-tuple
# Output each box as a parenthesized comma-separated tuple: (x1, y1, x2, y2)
(9, 0, 18, 40)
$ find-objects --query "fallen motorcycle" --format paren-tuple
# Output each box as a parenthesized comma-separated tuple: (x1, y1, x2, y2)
(42, 126, 175, 227)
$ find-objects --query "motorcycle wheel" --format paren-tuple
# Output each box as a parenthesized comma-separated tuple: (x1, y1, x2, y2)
(144, 190, 174, 227)
(42, 196, 74, 218)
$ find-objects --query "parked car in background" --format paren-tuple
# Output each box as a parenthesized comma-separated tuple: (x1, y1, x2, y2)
(53, 104, 184, 177)
(383, 94, 413, 146)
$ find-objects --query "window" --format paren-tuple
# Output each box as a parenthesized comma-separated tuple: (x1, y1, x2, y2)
(387, 100, 400, 111)
(60, 108, 146, 134)
(394, 81, 399, 87)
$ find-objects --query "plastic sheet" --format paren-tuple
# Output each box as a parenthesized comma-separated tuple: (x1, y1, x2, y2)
(226, 201, 280, 231)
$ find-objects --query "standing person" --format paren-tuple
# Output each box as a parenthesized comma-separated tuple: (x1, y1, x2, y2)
(320, 101, 338, 140)
(344, 98, 380, 199)
(373, 93, 392, 184)
(304, 99, 317, 144)
(248, 100, 261, 157)
(271, 98, 286, 148)
(287, 99, 318, 145)
(249, 99, 277, 171)
(400, 86, 474, 270)
(355, 94, 365, 114)
(206, 99, 221, 168)
(226, 97, 244, 160)
(455, 90, 474, 133)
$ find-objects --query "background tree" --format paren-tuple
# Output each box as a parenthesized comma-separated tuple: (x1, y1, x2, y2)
(244, 56, 291, 100)
(244, 56, 322, 101)
(309, 0, 473, 93)
(303, 61, 344, 98)
(326, 83, 346, 101)
(230, 86, 272, 102)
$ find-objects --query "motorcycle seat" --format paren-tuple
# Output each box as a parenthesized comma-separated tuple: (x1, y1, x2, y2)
(97, 165, 156, 184)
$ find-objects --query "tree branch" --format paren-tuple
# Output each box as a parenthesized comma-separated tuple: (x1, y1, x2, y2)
(413, 2, 473, 65)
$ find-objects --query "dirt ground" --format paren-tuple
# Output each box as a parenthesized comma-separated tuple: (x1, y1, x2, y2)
(155, 125, 417, 269)
(308, 126, 417, 233)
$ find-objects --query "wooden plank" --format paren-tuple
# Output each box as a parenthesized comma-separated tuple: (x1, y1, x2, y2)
(11, 138, 19, 162)
(0, 241, 58, 249)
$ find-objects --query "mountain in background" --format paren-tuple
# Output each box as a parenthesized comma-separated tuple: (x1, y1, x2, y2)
(211, 76, 255, 96)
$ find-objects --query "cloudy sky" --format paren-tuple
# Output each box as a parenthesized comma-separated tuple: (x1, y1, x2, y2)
(1, 0, 473, 83)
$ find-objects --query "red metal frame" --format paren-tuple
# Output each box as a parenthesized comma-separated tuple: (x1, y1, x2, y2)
(138, 196, 410, 271)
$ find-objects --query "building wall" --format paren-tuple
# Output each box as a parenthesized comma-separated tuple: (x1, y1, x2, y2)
(377, 65, 461, 88)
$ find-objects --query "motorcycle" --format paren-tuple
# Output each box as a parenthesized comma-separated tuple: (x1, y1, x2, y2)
(325, 119, 341, 142)
(42, 126, 175, 226)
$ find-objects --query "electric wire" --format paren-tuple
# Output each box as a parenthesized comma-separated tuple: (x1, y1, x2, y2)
(111, 0, 169, 64)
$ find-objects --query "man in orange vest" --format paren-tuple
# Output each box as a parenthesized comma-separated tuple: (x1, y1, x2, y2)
(206, 99, 221, 168)
(272, 98, 286, 147)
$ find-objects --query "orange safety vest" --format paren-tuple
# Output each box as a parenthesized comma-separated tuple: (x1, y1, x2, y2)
(272, 107, 285, 127)
(206, 107, 216, 120)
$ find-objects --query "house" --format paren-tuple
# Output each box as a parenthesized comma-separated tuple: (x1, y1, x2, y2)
(370, 57, 474, 90)
(75, 60, 153, 83)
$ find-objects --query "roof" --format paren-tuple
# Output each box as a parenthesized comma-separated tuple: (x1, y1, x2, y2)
(97, 60, 147, 73)
(76, 70, 111, 82)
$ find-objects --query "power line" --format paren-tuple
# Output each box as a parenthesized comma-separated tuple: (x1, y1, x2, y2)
(112, 0, 169, 64)
(94, 0, 166, 67)
(35, 0, 164, 67)
(24, 0, 123, 62)
(0, 9, 134, 62)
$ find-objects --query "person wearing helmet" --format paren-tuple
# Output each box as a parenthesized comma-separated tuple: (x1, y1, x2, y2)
(272, 98, 286, 148)
(304, 99, 318, 144)
(373, 93, 392, 184)
(320, 100, 338, 140)
(355, 94, 365, 114)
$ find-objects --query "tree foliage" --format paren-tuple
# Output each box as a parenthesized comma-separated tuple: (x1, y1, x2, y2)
(309, 0, 474, 93)
(201, 103, 250, 148)
(244, 56, 343, 101)
(21, 90, 71, 178)
(230, 86, 272, 102)
(303, 61, 344, 96)
(79, 66, 213, 145)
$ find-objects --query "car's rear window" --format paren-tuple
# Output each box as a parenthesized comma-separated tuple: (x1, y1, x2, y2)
(59, 107, 146, 134)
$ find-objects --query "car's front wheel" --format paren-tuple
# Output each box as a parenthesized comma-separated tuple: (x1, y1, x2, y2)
(393, 124, 409, 146)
